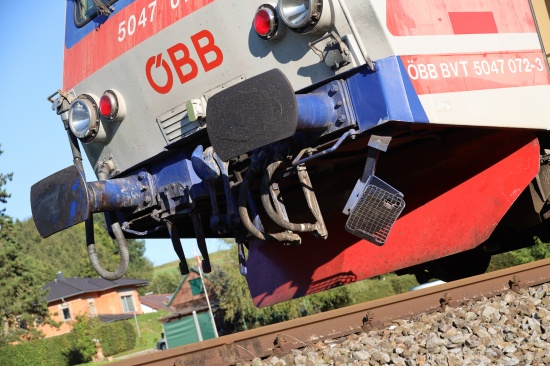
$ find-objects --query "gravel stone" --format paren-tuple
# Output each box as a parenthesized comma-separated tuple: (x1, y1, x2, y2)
(503, 356, 520, 365)
(503, 345, 517, 354)
(372, 350, 391, 363)
(352, 350, 370, 361)
(247, 284, 550, 366)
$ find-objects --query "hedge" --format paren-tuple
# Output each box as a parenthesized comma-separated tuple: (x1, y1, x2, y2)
(0, 318, 137, 366)
(97, 320, 137, 357)
(0, 333, 73, 366)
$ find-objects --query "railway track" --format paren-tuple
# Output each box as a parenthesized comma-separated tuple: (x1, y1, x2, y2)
(113, 258, 550, 366)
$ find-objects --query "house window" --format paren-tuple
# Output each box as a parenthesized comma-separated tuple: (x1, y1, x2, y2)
(121, 295, 135, 313)
(60, 303, 71, 321)
(88, 299, 97, 317)
(19, 319, 28, 330)
(189, 278, 204, 296)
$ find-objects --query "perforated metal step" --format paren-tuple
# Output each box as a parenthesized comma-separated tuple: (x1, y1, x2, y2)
(345, 175, 405, 245)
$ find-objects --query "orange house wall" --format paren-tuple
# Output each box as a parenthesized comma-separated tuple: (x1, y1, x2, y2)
(40, 288, 143, 338)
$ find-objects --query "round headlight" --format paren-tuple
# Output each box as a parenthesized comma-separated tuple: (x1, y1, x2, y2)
(278, 0, 330, 34)
(68, 94, 101, 142)
(279, 0, 318, 29)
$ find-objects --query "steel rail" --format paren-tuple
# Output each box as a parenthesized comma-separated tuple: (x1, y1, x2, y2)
(113, 258, 550, 366)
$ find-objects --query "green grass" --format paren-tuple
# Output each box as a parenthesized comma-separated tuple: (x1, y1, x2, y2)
(130, 310, 170, 351)
(152, 260, 181, 277)
(152, 250, 230, 278)
(78, 310, 170, 365)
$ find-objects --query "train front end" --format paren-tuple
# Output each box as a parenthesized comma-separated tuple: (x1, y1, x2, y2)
(32, 0, 550, 306)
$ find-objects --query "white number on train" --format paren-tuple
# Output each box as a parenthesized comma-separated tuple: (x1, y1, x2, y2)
(118, 1, 157, 42)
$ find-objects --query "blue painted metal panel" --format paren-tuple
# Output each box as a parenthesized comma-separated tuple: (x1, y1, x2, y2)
(88, 176, 145, 212)
(30, 165, 90, 238)
(346, 57, 429, 131)
(151, 151, 208, 200)
(397, 58, 429, 123)
(296, 94, 335, 130)
(151, 152, 193, 188)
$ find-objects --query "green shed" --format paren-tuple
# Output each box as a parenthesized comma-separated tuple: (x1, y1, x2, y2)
(161, 310, 216, 349)
(159, 266, 219, 348)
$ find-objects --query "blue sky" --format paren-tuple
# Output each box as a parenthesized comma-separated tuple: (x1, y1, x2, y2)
(0, 2, 224, 266)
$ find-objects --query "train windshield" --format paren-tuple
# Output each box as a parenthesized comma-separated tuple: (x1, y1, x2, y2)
(75, 0, 118, 27)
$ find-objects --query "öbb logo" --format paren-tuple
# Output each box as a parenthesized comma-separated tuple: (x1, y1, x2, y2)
(146, 30, 223, 94)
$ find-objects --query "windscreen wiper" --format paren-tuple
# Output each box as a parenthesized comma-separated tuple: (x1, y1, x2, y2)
(92, 0, 112, 16)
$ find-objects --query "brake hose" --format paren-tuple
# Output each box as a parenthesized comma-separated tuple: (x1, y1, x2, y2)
(261, 160, 317, 233)
(86, 213, 130, 280)
(238, 157, 301, 244)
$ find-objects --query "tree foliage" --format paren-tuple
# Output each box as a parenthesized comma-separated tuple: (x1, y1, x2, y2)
(210, 243, 353, 332)
(146, 271, 181, 295)
(488, 237, 550, 272)
(0, 144, 154, 345)
(0, 146, 52, 346)
(13, 214, 154, 285)
(0, 145, 13, 242)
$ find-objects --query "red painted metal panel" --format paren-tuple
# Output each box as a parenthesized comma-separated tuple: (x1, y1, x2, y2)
(246, 132, 540, 307)
(448, 12, 498, 34)
(401, 50, 550, 95)
(63, 0, 215, 90)
(387, 0, 536, 36)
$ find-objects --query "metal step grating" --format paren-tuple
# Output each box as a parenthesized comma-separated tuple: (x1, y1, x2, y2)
(345, 179, 405, 245)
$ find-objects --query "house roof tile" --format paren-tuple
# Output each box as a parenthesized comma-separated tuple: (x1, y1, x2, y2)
(138, 293, 174, 312)
(98, 313, 135, 323)
(45, 275, 149, 303)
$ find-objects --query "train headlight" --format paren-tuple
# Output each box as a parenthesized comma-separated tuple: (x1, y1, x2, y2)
(68, 94, 105, 143)
(278, 0, 330, 34)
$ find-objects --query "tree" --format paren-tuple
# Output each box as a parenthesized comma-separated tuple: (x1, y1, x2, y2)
(0, 145, 13, 243)
(13, 213, 154, 290)
(210, 242, 353, 332)
(146, 271, 181, 295)
(488, 236, 550, 272)
(0, 146, 52, 346)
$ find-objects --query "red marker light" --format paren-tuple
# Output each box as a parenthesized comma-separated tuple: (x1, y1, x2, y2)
(100, 94, 113, 117)
(254, 9, 272, 36)
(99, 90, 125, 121)
(253, 5, 281, 40)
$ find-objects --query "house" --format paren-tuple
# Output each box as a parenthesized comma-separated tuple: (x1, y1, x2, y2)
(41, 272, 149, 338)
(158, 267, 221, 349)
(138, 293, 174, 313)
(167, 267, 217, 313)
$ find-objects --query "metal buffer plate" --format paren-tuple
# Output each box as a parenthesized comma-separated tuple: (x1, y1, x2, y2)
(345, 175, 405, 245)
(31, 165, 90, 238)
(207, 69, 298, 161)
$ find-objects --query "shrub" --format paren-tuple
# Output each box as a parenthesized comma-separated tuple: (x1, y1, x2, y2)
(67, 315, 100, 363)
(96, 320, 136, 356)
(0, 317, 137, 365)
(0, 333, 72, 366)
